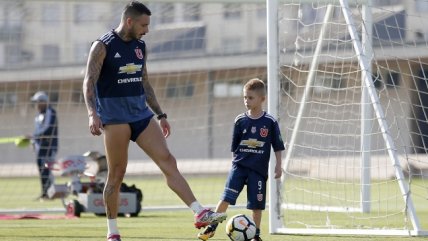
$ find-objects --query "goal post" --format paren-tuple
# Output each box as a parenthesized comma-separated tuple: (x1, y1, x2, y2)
(268, 0, 428, 236)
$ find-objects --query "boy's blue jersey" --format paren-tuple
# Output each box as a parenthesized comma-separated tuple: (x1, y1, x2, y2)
(231, 111, 285, 178)
(95, 30, 153, 124)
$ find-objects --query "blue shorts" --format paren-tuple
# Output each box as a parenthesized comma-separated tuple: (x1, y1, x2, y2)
(129, 115, 154, 142)
(221, 163, 267, 210)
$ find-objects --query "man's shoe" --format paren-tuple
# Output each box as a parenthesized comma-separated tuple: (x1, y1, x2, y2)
(107, 234, 121, 241)
(251, 236, 263, 241)
(197, 225, 216, 240)
(194, 208, 227, 229)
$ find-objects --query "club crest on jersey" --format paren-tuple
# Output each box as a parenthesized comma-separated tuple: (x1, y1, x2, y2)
(260, 127, 268, 137)
(135, 48, 143, 59)
(257, 194, 263, 202)
(251, 126, 256, 134)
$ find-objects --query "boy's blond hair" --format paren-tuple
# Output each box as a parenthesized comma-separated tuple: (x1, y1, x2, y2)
(243, 78, 266, 96)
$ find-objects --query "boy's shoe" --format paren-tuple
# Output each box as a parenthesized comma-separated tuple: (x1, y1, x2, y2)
(194, 208, 227, 229)
(107, 234, 121, 241)
(251, 236, 263, 241)
(197, 225, 216, 240)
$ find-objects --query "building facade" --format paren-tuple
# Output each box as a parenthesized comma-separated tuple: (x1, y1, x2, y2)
(0, 0, 427, 164)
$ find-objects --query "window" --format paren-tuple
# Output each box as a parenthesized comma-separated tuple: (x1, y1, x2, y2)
(166, 81, 194, 98)
(74, 42, 90, 63)
(49, 91, 59, 104)
(72, 88, 84, 103)
(372, 72, 383, 89)
(385, 72, 400, 88)
(313, 75, 343, 94)
(0, 92, 17, 108)
(74, 4, 93, 24)
(373, 0, 401, 6)
(256, 4, 266, 19)
(42, 4, 60, 26)
(183, 3, 201, 21)
(5, 44, 21, 65)
(300, 4, 317, 25)
(222, 37, 242, 54)
(159, 3, 175, 24)
(257, 36, 267, 52)
(42, 44, 60, 64)
(214, 82, 242, 98)
(224, 4, 241, 19)
(0, 2, 23, 27)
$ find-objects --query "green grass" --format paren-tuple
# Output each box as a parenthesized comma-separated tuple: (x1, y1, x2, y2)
(0, 176, 427, 240)
(0, 210, 427, 241)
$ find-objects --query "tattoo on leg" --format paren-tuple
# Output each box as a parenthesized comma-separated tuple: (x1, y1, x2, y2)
(104, 184, 115, 197)
(104, 184, 116, 219)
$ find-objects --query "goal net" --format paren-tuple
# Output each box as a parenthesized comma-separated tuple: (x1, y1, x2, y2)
(270, 0, 428, 236)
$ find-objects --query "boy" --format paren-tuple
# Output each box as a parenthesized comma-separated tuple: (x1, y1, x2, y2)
(198, 78, 285, 241)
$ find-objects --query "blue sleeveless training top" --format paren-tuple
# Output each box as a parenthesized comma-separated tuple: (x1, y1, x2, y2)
(95, 30, 153, 124)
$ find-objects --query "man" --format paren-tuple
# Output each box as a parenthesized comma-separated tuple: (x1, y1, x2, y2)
(82, 2, 226, 241)
(29, 91, 58, 200)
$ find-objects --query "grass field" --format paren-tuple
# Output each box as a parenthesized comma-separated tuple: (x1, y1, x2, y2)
(1, 176, 427, 240)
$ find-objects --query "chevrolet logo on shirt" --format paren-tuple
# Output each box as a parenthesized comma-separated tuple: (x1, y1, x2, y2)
(118, 63, 143, 74)
(240, 138, 265, 148)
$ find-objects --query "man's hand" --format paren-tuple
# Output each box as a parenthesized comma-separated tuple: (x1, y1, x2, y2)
(159, 118, 171, 138)
(89, 114, 103, 136)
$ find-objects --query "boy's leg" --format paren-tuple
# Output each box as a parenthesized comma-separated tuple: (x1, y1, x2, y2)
(103, 124, 131, 239)
(136, 119, 226, 227)
(252, 209, 262, 239)
(247, 170, 266, 241)
(198, 165, 247, 241)
(215, 199, 230, 213)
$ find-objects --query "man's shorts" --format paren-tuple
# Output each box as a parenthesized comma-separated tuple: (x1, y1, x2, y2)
(221, 163, 267, 210)
(129, 114, 154, 142)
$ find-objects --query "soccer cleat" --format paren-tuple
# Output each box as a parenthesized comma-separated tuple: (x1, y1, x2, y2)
(197, 225, 216, 240)
(194, 209, 227, 229)
(107, 234, 121, 241)
(251, 236, 263, 241)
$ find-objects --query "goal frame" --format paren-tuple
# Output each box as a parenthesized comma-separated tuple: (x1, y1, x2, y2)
(267, 0, 428, 236)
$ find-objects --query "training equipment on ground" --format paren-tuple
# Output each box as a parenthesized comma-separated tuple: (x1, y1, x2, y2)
(47, 152, 143, 217)
(225, 214, 256, 241)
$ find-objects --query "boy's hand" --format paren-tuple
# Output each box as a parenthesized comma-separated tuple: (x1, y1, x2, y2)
(274, 164, 282, 179)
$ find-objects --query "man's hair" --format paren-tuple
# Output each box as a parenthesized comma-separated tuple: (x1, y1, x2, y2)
(244, 78, 266, 96)
(123, 1, 152, 19)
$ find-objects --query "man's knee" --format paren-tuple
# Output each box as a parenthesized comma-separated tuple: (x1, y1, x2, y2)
(108, 166, 126, 182)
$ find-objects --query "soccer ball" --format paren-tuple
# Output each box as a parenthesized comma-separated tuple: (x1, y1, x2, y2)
(225, 214, 256, 241)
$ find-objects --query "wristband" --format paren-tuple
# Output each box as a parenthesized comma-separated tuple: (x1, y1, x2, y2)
(157, 113, 167, 120)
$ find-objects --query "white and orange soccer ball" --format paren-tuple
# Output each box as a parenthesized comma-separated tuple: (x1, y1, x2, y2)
(225, 214, 256, 241)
